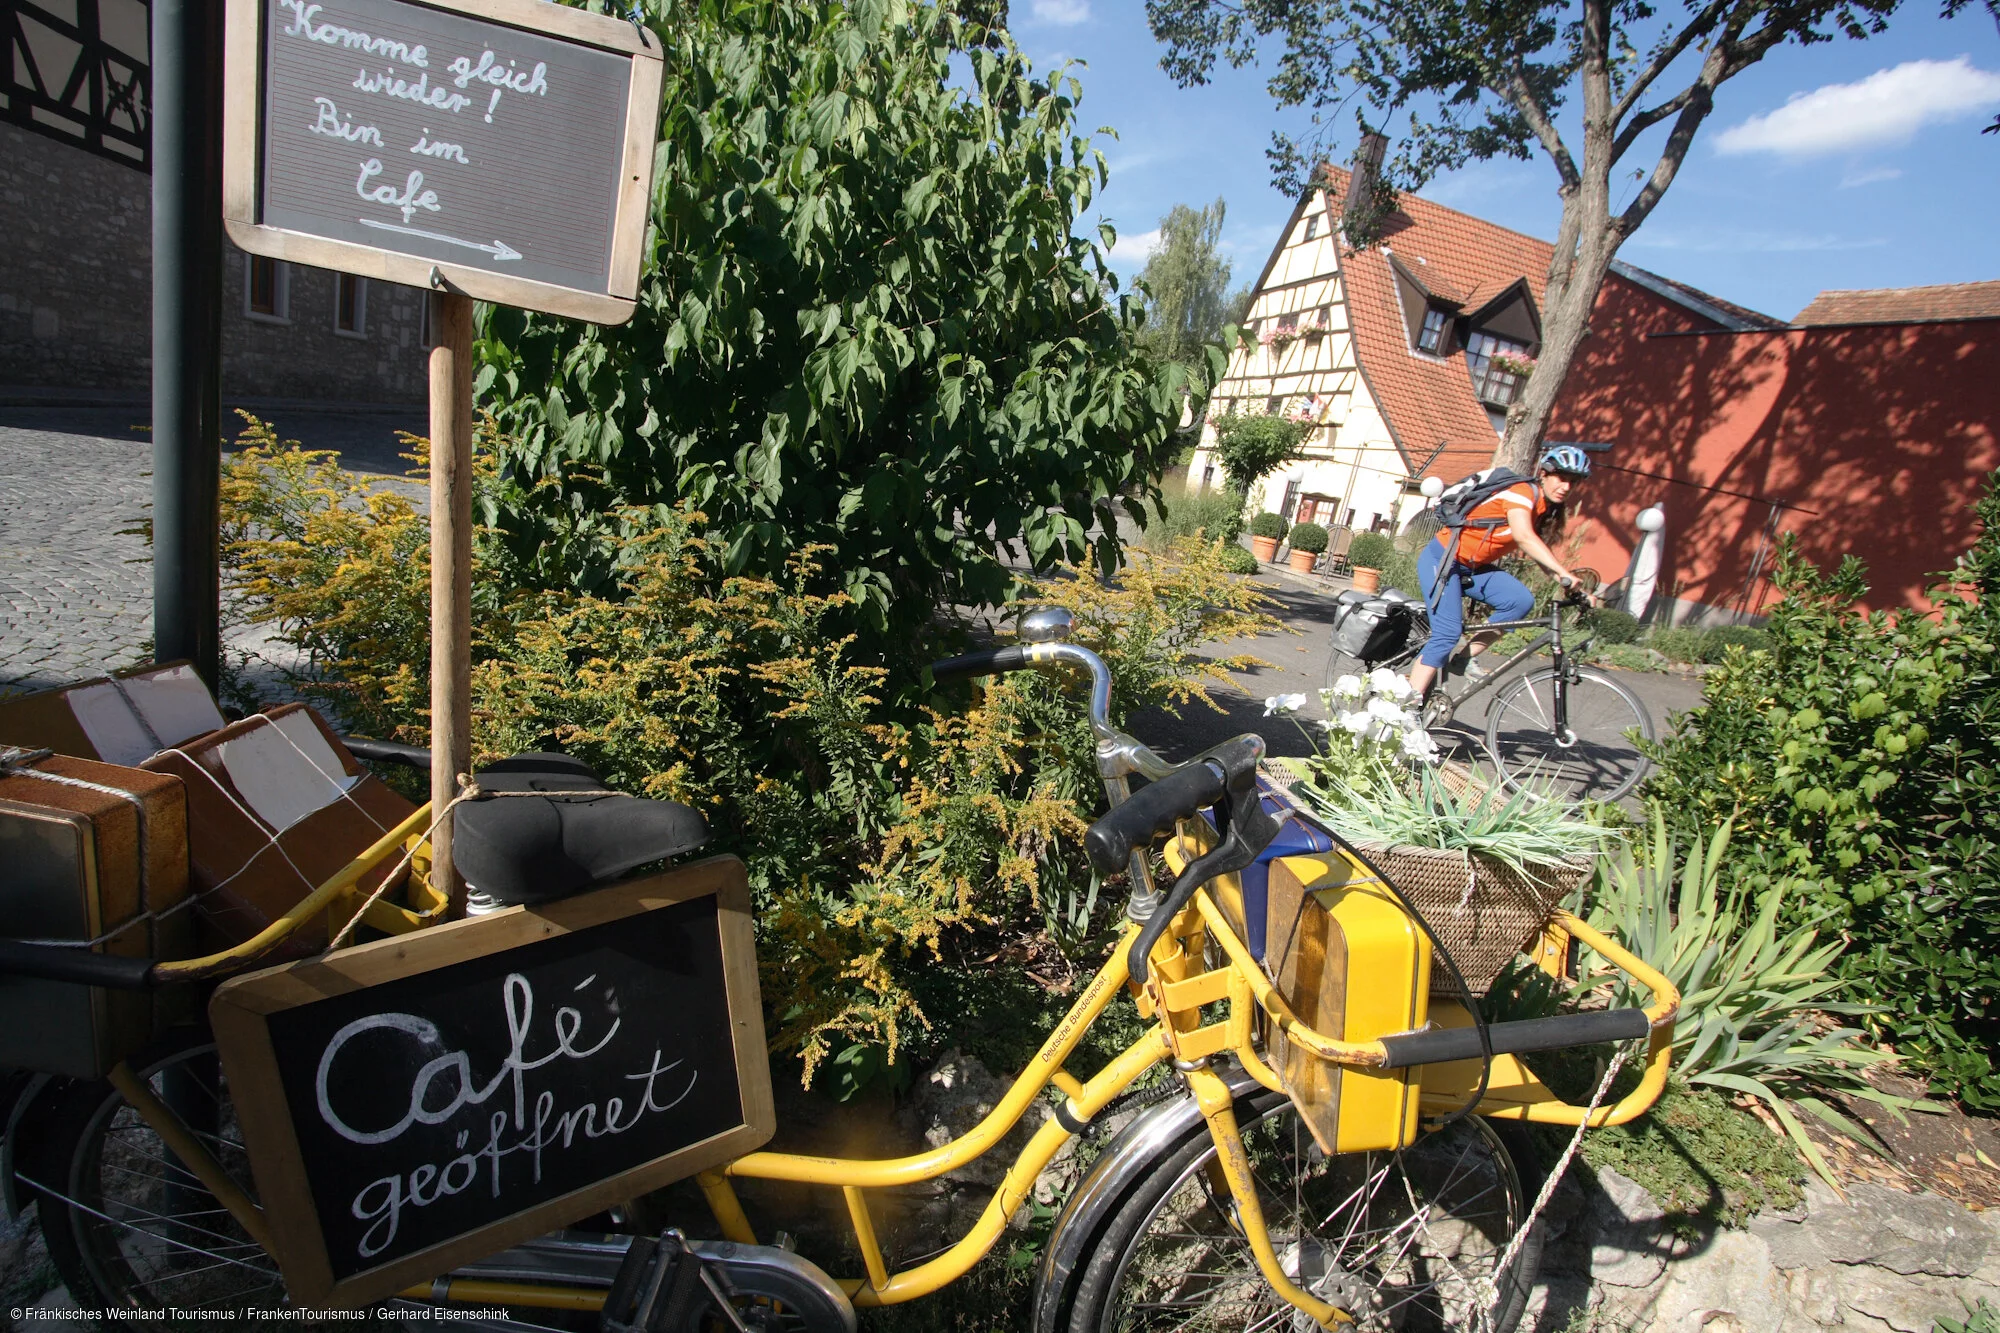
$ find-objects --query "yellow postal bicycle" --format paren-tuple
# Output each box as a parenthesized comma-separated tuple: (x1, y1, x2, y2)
(2, 608, 1677, 1331)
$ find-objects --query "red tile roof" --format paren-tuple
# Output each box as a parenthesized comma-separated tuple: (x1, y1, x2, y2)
(1323, 166, 1557, 479)
(1318, 168, 1769, 480)
(1793, 281, 2000, 326)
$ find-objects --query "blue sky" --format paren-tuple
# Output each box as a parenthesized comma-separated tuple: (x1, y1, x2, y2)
(1014, 0, 2000, 321)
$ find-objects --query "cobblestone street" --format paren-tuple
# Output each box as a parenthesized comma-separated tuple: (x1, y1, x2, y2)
(0, 399, 423, 697)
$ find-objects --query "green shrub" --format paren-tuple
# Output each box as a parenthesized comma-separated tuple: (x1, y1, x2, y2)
(1211, 413, 1309, 494)
(1376, 547, 1422, 601)
(1698, 624, 1771, 662)
(221, 432, 1279, 1088)
(1143, 483, 1245, 551)
(1583, 607, 1641, 644)
(1643, 625, 1706, 664)
(1347, 531, 1393, 568)
(1219, 543, 1259, 574)
(1249, 511, 1288, 540)
(1288, 521, 1329, 554)
(1642, 476, 2000, 1107)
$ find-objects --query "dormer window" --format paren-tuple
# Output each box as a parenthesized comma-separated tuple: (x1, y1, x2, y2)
(1417, 307, 1449, 354)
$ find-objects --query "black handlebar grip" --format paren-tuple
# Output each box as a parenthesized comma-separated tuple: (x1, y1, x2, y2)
(1083, 760, 1227, 876)
(0, 940, 156, 991)
(1378, 1007, 1651, 1070)
(927, 645, 1031, 682)
(341, 736, 434, 768)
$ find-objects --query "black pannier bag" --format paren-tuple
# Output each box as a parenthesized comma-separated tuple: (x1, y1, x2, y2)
(1331, 588, 1419, 664)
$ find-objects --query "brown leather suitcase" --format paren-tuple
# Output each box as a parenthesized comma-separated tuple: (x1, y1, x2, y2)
(0, 753, 194, 1076)
(0, 661, 227, 766)
(143, 704, 416, 957)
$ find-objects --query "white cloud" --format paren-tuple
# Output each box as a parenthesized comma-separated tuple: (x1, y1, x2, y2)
(1029, 0, 1090, 26)
(1839, 165, 1903, 189)
(1715, 56, 2000, 157)
(1104, 228, 1160, 267)
(1629, 228, 1887, 254)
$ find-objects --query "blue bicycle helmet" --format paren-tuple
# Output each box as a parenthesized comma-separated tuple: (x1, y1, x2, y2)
(1539, 445, 1592, 478)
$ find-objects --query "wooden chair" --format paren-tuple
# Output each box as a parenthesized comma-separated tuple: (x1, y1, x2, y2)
(1321, 526, 1354, 577)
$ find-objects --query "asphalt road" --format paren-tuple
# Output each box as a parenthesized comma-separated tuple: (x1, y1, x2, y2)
(1122, 559, 1708, 783)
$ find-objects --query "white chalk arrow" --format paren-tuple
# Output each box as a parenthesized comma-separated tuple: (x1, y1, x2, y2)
(358, 218, 522, 262)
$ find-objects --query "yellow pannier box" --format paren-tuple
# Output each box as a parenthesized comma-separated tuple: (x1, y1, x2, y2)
(1262, 851, 1430, 1155)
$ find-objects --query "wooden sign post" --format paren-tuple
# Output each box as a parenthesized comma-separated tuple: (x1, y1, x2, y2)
(221, 0, 663, 903)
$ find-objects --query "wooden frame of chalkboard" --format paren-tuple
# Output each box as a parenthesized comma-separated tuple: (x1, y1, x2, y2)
(209, 855, 773, 1309)
(220, 0, 663, 324)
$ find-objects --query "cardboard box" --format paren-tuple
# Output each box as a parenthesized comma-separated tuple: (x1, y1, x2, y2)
(0, 661, 227, 765)
(144, 705, 416, 957)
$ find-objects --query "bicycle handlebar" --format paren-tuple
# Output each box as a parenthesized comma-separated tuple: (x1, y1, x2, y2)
(927, 646, 1033, 682)
(1083, 759, 1226, 876)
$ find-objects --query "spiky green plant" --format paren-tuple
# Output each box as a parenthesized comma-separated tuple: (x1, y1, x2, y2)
(1583, 803, 1937, 1188)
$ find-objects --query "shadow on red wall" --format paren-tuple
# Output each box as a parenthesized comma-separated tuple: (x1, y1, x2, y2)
(1553, 284, 1999, 616)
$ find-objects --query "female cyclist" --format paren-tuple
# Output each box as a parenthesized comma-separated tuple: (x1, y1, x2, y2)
(1406, 446, 1596, 700)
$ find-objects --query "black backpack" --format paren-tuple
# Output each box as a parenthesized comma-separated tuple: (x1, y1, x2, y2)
(1425, 466, 1540, 605)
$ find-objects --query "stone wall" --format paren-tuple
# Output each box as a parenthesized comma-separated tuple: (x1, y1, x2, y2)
(0, 123, 426, 403)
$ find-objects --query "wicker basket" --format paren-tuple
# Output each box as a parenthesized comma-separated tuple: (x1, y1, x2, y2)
(1258, 758, 1591, 995)
(1347, 841, 1590, 996)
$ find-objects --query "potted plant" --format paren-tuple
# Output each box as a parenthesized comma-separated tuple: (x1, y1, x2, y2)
(1249, 512, 1288, 563)
(1286, 521, 1328, 574)
(1347, 530, 1394, 594)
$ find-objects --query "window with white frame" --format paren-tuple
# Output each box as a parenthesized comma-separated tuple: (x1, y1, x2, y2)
(1303, 215, 1318, 241)
(246, 256, 289, 322)
(1416, 306, 1448, 354)
(334, 274, 367, 337)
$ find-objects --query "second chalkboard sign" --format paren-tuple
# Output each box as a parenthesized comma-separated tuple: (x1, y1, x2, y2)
(222, 0, 663, 322)
(210, 856, 772, 1308)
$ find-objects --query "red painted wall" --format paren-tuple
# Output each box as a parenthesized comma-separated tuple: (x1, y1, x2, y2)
(1553, 281, 2000, 618)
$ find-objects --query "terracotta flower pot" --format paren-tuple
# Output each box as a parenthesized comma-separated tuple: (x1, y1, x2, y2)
(1250, 535, 1281, 562)
(1350, 566, 1382, 594)
(1288, 548, 1320, 575)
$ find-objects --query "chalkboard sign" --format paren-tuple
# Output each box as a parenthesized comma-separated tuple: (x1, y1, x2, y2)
(210, 857, 772, 1308)
(221, 0, 663, 323)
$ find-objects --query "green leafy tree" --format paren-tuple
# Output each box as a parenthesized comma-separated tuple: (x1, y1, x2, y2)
(1211, 412, 1309, 495)
(477, 0, 1210, 645)
(1147, 0, 1904, 473)
(1136, 197, 1236, 365)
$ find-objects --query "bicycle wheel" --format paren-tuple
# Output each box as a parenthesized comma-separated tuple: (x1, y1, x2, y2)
(1484, 665, 1654, 803)
(35, 1028, 291, 1326)
(1063, 1088, 1544, 1332)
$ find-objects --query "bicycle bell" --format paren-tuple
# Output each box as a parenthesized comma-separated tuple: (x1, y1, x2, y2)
(1020, 607, 1074, 644)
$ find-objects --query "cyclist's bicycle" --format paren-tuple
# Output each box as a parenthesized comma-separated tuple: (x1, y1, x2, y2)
(2, 609, 1678, 1332)
(1324, 587, 1656, 803)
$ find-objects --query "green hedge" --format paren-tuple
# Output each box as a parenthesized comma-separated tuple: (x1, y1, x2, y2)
(1641, 476, 2000, 1106)
(1348, 531, 1394, 568)
(1250, 511, 1289, 540)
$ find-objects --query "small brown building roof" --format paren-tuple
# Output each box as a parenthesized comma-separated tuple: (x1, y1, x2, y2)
(1794, 281, 2000, 327)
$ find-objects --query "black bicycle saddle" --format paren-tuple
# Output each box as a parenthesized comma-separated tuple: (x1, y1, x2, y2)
(451, 753, 710, 906)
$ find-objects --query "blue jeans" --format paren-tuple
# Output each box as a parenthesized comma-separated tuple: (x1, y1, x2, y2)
(1416, 538, 1536, 669)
